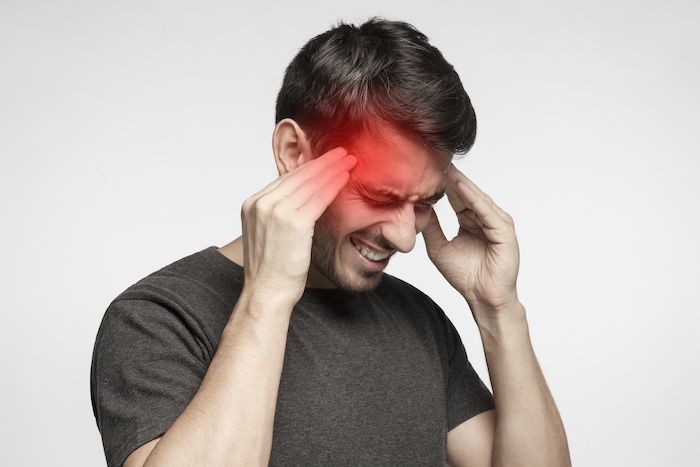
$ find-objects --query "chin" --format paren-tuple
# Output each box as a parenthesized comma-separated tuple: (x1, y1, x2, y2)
(310, 213, 385, 292)
(310, 253, 384, 293)
(336, 271, 384, 293)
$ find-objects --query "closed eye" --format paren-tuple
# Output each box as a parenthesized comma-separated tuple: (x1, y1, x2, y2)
(363, 195, 396, 207)
(352, 182, 397, 206)
(352, 179, 444, 209)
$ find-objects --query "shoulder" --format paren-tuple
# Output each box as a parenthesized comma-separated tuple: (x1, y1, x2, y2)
(107, 247, 241, 319)
(115, 247, 241, 303)
(92, 248, 236, 467)
(95, 247, 243, 357)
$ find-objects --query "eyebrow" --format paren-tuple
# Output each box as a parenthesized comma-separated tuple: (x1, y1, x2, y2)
(361, 183, 445, 203)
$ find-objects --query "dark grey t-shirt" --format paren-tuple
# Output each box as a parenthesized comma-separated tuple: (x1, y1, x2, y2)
(91, 247, 494, 466)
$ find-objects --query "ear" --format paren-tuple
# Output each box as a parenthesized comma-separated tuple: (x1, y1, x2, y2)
(272, 119, 314, 175)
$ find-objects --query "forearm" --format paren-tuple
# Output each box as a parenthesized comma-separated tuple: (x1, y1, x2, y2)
(143, 290, 293, 467)
(476, 302, 571, 467)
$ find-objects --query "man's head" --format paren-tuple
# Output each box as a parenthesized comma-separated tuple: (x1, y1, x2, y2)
(275, 18, 476, 159)
(273, 18, 476, 292)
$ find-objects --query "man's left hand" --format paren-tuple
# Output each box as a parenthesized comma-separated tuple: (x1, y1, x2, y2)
(422, 165, 521, 321)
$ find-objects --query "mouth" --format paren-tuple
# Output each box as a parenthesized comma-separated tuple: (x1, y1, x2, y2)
(350, 236, 393, 264)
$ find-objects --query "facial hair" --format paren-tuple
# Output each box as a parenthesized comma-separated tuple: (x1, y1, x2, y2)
(310, 208, 385, 293)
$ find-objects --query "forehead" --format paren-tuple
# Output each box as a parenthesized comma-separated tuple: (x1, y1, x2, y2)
(348, 127, 450, 197)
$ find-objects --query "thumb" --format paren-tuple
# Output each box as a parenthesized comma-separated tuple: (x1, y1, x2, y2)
(421, 208, 448, 260)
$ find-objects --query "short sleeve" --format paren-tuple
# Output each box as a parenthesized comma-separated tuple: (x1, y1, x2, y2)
(443, 316, 495, 431)
(90, 297, 210, 467)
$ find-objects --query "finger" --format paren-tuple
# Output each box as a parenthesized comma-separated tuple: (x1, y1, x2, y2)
(448, 166, 511, 222)
(248, 147, 350, 203)
(245, 149, 354, 218)
(445, 178, 489, 235)
(273, 147, 350, 197)
(446, 166, 494, 209)
(445, 177, 466, 213)
(448, 164, 486, 199)
(246, 173, 289, 205)
(455, 181, 510, 243)
(297, 170, 352, 220)
(280, 154, 357, 210)
(457, 210, 488, 237)
(457, 208, 484, 229)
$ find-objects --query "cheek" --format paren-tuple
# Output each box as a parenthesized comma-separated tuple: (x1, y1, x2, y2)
(323, 193, 372, 231)
(331, 186, 374, 218)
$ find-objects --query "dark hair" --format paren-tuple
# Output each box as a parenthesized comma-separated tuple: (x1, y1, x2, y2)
(275, 18, 476, 158)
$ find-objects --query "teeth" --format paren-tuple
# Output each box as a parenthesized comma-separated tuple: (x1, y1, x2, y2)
(355, 244, 390, 261)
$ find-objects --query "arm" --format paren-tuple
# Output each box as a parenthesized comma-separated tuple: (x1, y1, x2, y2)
(423, 166, 571, 467)
(125, 148, 357, 466)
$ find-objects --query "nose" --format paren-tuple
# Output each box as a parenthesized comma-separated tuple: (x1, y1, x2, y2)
(381, 203, 419, 253)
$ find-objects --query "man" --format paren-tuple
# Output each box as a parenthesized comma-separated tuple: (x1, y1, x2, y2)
(92, 18, 571, 466)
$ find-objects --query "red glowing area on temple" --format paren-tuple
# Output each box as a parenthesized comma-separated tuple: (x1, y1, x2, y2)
(339, 124, 451, 209)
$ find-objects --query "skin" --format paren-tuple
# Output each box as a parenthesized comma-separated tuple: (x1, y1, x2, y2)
(124, 119, 571, 466)
(304, 125, 450, 292)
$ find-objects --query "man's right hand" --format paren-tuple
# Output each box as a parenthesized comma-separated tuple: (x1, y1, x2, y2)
(240, 147, 357, 307)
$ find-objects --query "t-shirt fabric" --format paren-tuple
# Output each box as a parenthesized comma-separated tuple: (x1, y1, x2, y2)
(91, 247, 494, 466)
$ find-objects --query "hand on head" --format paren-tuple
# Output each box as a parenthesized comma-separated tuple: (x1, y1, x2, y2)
(422, 165, 520, 316)
(240, 147, 356, 305)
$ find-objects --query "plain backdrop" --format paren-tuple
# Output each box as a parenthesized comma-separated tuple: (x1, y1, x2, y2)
(1, 0, 698, 465)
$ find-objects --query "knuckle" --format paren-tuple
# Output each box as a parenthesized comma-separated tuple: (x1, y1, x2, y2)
(254, 196, 275, 215)
(241, 196, 254, 211)
(268, 201, 288, 219)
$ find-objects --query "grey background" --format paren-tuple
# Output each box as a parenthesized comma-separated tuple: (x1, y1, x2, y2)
(1, 0, 698, 465)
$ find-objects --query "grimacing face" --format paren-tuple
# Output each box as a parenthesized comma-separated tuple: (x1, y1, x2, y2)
(307, 127, 450, 292)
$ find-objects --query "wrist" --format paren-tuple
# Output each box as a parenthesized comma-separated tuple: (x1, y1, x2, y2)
(233, 285, 297, 324)
(468, 295, 524, 322)
(471, 300, 530, 350)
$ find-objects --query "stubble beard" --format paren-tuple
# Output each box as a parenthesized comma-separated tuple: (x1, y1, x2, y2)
(310, 210, 384, 293)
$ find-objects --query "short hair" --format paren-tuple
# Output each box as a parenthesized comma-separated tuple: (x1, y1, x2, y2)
(275, 18, 476, 158)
